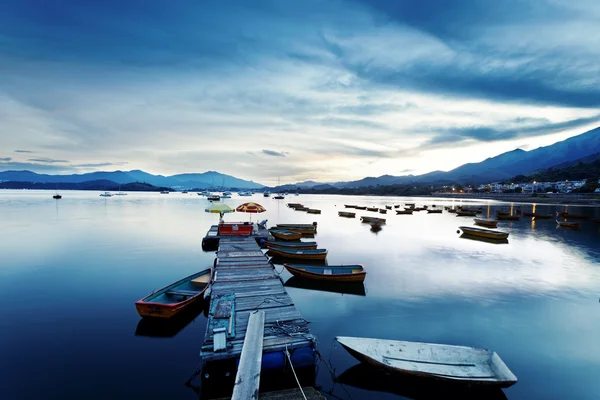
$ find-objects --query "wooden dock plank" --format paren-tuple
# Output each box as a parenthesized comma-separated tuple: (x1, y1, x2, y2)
(231, 310, 265, 400)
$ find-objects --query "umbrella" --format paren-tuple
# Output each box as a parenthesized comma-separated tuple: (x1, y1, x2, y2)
(235, 202, 266, 221)
(205, 203, 234, 222)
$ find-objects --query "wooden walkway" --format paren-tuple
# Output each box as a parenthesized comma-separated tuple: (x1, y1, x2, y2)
(200, 236, 315, 363)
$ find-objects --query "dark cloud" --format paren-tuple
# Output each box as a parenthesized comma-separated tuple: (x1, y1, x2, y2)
(73, 162, 127, 168)
(0, 157, 12, 161)
(28, 158, 69, 164)
(14, 150, 34, 153)
(262, 150, 288, 157)
(0, 161, 72, 173)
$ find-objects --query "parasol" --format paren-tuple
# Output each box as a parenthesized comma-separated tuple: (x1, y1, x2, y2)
(235, 202, 266, 221)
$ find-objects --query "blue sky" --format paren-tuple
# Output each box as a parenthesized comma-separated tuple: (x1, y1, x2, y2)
(1, 0, 599, 184)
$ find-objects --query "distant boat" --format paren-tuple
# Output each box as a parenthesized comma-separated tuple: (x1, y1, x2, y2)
(207, 194, 220, 201)
(338, 211, 356, 218)
(385, 205, 392, 210)
(263, 191, 271, 197)
(427, 209, 443, 214)
(221, 194, 231, 199)
(274, 194, 285, 199)
(283, 264, 366, 282)
(199, 190, 210, 196)
(160, 190, 169, 194)
(135, 268, 212, 319)
(522, 212, 552, 219)
(360, 216, 386, 223)
(306, 209, 321, 214)
(456, 210, 478, 217)
(53, 194, 62, 199)
(396, 210, 413, 215)
(355, 206, 367, 210)
(474, 218, 498, 228)
(238, 191, 252, 196)
(378, 209, 387, 214)
(459, 226, 509, 240)
(556, 220, 581, 229)
(344, 204, 357, 208)
(366, 207, 379, 212)
(182, 190, 188, 194)
(496, 214, 520, 221)
(100, 192, 113, 197)
(336, 336, 517, 388)
(276, 224, 317, 234)
(114, 184, 127, 195)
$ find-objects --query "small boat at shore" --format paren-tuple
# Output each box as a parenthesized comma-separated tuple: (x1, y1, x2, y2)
(556, 220, 581, 228)
(474, 218, 498, 228)
(379, 209, 387, 214)
(287, 203, 303, 208)
(385, 205, 392, 210)
(405, 203, 415, 207)
(396, 210, 413, 215)
(459, 226, 509, 240)
(355, 206, 367, 210)
(366, 207, 379, 212)
(447, 209, 457, 213)
(361, 216, 386, 223)
(427, 209, 442, 214)
(336, 336, 517, 388)
(135, 268, 212, 318)
(283, 264, 366, 282)
(393, 205, 400, 209)
(338, 211, 356, 218)
(266, 241, 317, 250)
(276, 224, 316, 235)
(306, 209, 321, 214)
(344, 204, 357, 208)
(456, 210, 477, 217)
(269, 229, 303, 240)
(268, 247, 328, 260)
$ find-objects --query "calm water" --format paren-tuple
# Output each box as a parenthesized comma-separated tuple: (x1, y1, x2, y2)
(1, 190, 600, 399)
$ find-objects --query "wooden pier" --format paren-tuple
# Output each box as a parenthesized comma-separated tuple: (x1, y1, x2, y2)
(200, 236, 316, 380)
(201, 224, 271, 251)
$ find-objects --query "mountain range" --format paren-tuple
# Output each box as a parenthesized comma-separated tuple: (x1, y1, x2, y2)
(1, 127, 599, 189)
(0, 170, 263, 189)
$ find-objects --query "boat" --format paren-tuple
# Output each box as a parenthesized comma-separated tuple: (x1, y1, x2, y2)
(393, 205, 400, 209)
(295, 206, 309, 211)
(379, 209, 387, 214)
(181, 191, 188, 194)
(405, 203, 415, 207)
(306, 209, 321, 214)
(396, 210, 413, 215)
(220, 192, 232, 199)
(474, 218, 498, 228)
(366, 207, 379, 212)
(268, 247, 328, 261)
(556, 220, 581, 228)
(360, 216, 386, 223)
(447, 209, 457, 214)
(238, 191, 252, 196)
(496, 211, 509, 216)
(287, 203, 303, 208)
(274, 193, 285, 199)
(344, 204, 357, 208)
(456, 210, 478, 217)
(207, 195, 220, 201)
(100, 192, 113, 197)
(276, 224, 317, 234)
(338, 211, 356, 218)
(336, 336, 517, 388)
(369, 221, 382, 233)
(413, 207, 427, 212)
(385, 205, 392, 210)
(284, 277, 366, 296)
(266, 241, 318, 250)
(263, 191, 271, 197)
(269, 229, 303, 241)
(496, 215, 520, 221)
(160, 190, 169, 194)
(422, 205, 429, 210)
(355, 206, 367, 210)
(283, 264, 366, 282)
(557, 212, 589, 220)
(427, 209, 443, 214)
(459, 226, 509, 240)
(135, 268, 212, 318)
(460, 234, 509, 245)
(53, 193, 62, 199)
(115, 184, 127, 195)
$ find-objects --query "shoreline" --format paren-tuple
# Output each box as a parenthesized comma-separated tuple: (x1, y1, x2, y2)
(426, 193, 600, 206)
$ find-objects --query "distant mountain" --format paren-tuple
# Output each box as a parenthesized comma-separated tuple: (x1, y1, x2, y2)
(307, 126, 600, 187)
(0, 170, 264, 189)
(0, 180, 172, 192)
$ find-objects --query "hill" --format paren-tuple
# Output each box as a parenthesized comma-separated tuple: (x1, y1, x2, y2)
(0, 180, 172, 192)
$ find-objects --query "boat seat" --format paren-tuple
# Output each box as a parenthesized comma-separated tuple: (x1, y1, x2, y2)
(191, 275, 210, 286)
(166, 289, 199, 297)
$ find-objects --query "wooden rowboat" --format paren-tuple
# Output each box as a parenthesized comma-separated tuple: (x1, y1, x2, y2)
(266, 241, 317, 250)
(269, 229, 303, 240)
(456, 211, 478, 217)
(385, 205, 392, 210)
(393, 205, 400, 209)
(283, 264, 366, 282)
(294, 206, 309, 211)
(287, 203, 303, 208)
(135, 268, 212, 318)
(474, 218, 498, 228)
(405, 203, 415, 207)
(276, 224, 316, 234)
(459, 226, 509, 240)
(447, 209, 457, 213)
(427, 209, 442, 214)
(336, 336, 517, 388)
(268, 247, 327, 260)
(366, 207, 379, 212)
(396, 210, 413, 215)
(556, 220, 581, 228)
(306, 209, 321, 214)
(338, 211, 356, 218)
(379, 209, 387, 214)
(355, 206, 367, 210)
(361, 216, 386, 223)
(344, 204, 357, 208)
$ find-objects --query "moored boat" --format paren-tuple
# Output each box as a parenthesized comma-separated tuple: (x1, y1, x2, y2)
(379, 209, 387, 214)
(556, 220, 581, 228)
(276, 224, 316, 234)
(269, 229, 303, 240)
(338, 211, 356, 218)
(336, 336, 517, 388)
(306, 209, 321, 214)
(266, 241, 317, 250)
(456, 210, 478, 217)
(344, 204, 357, 208)
(53, 194, 62, 199)
(427, 209, 442, 214)
(393, 205, 400, 209)
(447, 209, 457, 213)
(207, 195, 220, 201)
(366, 207, 379, 212)
(405, 203, 415, 207)
(283, 264, 366, 282)
(459, 226, 509, 239)
(287, 203, 303, 208)
(135, 268, 212, 318)
(396, 210, 413, 215)
(474, 218, 498, 228)
(557, 212, 589, 220)
(355, 206, 367, 210)
(385, 205, 392, 210)
(268, 247, 328, 261)
(496, 215, 520, 221)
(361, 216, 386, 223)
(100, 191, 113, 197)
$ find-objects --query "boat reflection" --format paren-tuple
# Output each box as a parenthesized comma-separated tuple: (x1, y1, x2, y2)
(460, 233, 509, 245)
(269, 256, 328, 266)
(284, 276, 366, 296)
(336, 363, 508, 400)
(135, 301, 208, 338)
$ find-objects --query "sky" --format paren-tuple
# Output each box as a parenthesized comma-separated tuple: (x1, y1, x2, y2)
(1, 0, 600, 186)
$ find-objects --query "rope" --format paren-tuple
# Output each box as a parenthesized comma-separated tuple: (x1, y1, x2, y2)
(252, 296, 290, 310)
(285, 345, 307, 400)
(315, 340, 354, 400)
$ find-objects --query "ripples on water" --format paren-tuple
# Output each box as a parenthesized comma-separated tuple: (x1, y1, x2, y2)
(1, 191, 599, 399)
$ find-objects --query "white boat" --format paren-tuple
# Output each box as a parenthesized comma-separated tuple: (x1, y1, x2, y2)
(160, 190, 169, 194)
(336, 336, 517, 388)
(263, 191, 271, 197)
(238, 191, 252, 196)
(114, 184, 127, 195)
(100, 192, 113, 197)
(198, 190, 210, 196)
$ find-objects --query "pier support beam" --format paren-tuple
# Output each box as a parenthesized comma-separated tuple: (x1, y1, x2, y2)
(231, 310, 265, 400)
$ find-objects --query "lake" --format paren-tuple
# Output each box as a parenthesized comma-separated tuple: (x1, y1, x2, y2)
(1, 190, 599, 399)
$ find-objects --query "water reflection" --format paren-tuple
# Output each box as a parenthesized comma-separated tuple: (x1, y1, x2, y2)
(284, 277, 366, 296)
(135, 302, 208, 338)
(336, 364, 508, 400)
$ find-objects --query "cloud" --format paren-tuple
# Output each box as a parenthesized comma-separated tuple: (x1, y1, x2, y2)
(14, 150, 33, 153)
(0, 161, 72, 173)
(72, 162, 128, 168)
(27, 158, 69, 164)
(0, 157, 11, 161)
(262, 150, 287, 157)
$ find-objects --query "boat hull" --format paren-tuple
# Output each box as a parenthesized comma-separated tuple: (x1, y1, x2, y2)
(266, 241, 317, 250)
(460, 226, 509, 240)
(338, 211, 356, 218)
(268, 248, 327, 260)
(474, 218, 498, 228)
(396, 210, 413, 215)
(284, 264, 366, 282)
(270, 230, 303, 240)
(361, 216, 386, 223)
